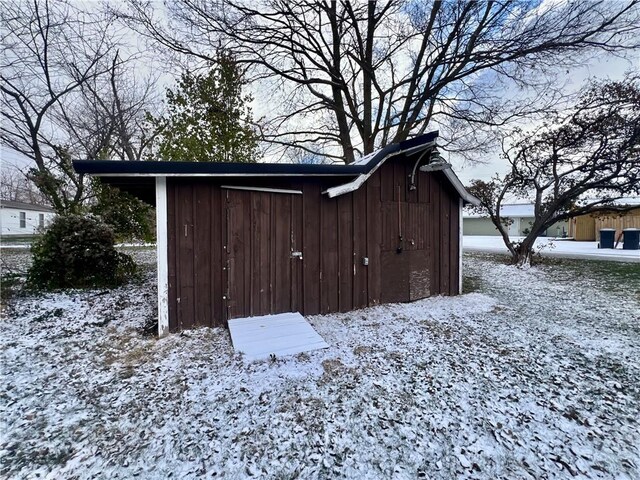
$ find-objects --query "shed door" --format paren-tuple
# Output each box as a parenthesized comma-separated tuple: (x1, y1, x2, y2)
(224, 188, 303, 321)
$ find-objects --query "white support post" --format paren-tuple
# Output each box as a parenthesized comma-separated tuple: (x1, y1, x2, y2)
(156, 176, 170, 336)
(459, 197, 464, 294)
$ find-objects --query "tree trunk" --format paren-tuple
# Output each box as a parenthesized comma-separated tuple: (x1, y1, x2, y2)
(510, 235, 538, 266)
(328, 2, 355, 165)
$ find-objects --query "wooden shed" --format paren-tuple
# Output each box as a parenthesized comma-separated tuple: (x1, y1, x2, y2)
(569, 206, 640, 241)
(74, 132, 478, 336)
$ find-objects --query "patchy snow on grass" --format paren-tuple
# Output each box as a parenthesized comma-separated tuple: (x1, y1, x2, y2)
(1, 250, 639, 479)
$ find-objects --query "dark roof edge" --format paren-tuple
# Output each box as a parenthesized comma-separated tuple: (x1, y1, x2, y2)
(73, 159, 364, 176)
(71, 131, 478, 204)
(72, 131, 439, 178)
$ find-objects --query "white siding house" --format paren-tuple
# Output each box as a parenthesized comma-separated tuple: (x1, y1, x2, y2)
(464, 203, 569, 237)
(0, 200, 56, 237)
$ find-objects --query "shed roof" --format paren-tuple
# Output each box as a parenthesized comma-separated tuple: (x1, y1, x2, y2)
(73, 131, 478, 205)
(464, 203, 535, 219)
(0, 200, 55, 213)
(464, 197, 640, 219)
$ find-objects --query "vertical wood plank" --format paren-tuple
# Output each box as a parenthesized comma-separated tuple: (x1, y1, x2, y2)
(242, 190, 252, 315)
(211, 185, 224, 326)
(352, 187, 368, 309)
(430, 174, 441, 295)
(177, 182, 195, 329)
(273, 194, 292, 313)
(269, 193, 276, 313)
(193, 182, 212, 327)
(291, 191, 304, 312)
(381, 202, 396, 252)
(249, 191, 256, 317)
(227, 190, 246, 319)
(252, 192, 271, 315)
(418, 170, 430, 204)
(440, 182, 450, 295)
(367, 170, 382, 305)
(222, 187, 230, 323)
(450, 195, 460, 296)
(302, 182, 321, 315)
(380, 162, 395, 202)
(394, 161, 407, 202)
(321, 195, 339, 313)
(167, 179, 178, 331)
(337, 193, 353, 312)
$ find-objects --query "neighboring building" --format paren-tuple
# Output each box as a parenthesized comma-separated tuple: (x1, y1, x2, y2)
(0, 200, 56, 237)
(74, 131, 479, 336)
(464, 203, 569, 237)
(569, 198, 640, 241)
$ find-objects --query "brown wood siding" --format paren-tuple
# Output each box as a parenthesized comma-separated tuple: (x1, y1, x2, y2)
(352, 187, 368, 309)
(430, 173, 441, 295)
(302, 182, 321, 314)
(366, 170, 382, 306)
(450, 196, 460, 296)
(337, 194, 353, 312)
(193, 182, 212, 326)
(167, 157, 463, 330)
(320, 194, 339, 314)
(177, 182, 195, 329)
(211, 187, 224, 323)
(291, 189, 304, 313)
(440, 188, 451, 296)
(167, 182, 177, 330)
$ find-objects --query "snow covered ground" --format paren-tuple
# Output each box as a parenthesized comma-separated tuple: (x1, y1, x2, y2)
(464, 235, 640, 262)
(1, 248, 639, 479)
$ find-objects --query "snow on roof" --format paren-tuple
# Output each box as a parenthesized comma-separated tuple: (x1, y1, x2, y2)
(0, 200, 55, 213)
(500, 204, 535, 217)
(464, 197, 640, 219)
(351, 149, 380, 166)
(464, 203, 534, 219)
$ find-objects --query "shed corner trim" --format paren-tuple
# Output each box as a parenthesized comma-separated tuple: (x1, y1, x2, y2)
(155, 176, 170, 337)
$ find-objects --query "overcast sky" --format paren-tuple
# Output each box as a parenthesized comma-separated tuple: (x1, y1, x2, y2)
(451, 51, 639, 184)
(2, 7, 638, 185)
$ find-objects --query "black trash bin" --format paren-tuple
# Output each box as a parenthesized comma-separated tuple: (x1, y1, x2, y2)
(599, 228, 616, 249)
(622, 228, 640, 250)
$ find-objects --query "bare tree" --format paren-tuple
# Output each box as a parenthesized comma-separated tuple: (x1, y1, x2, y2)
(0, 0, 120, 212)
(1, 0, 160, 215)
(0, 167, 49, 204)
(120, 0, 640, 163)
(467, 75, 640, 265)
(56, 52, 161, 164)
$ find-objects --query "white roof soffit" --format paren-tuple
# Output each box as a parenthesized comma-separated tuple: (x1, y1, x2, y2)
(324, 141, 436, 199)
(442, 169, 480, 206)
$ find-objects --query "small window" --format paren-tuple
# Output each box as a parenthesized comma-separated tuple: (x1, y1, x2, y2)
(19, 212, 26, 228)
(39, 213, 44, 227)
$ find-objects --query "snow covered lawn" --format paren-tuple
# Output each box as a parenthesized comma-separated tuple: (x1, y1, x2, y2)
(464, 235, 640, 262)
(1, 249, 639, 479)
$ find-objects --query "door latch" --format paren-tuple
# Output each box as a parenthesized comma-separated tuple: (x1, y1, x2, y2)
(290, 251, 303, 259)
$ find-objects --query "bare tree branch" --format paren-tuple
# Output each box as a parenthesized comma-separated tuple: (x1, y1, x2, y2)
(119, 0, 640, 163)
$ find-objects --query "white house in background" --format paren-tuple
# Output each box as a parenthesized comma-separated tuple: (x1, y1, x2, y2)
(0, 200, 56, 237)
(463, 203, 569, 237)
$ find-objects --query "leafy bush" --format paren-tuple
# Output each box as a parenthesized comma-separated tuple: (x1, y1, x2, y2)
(27, 215, 136, 289)
(91, 180, 155, 243)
